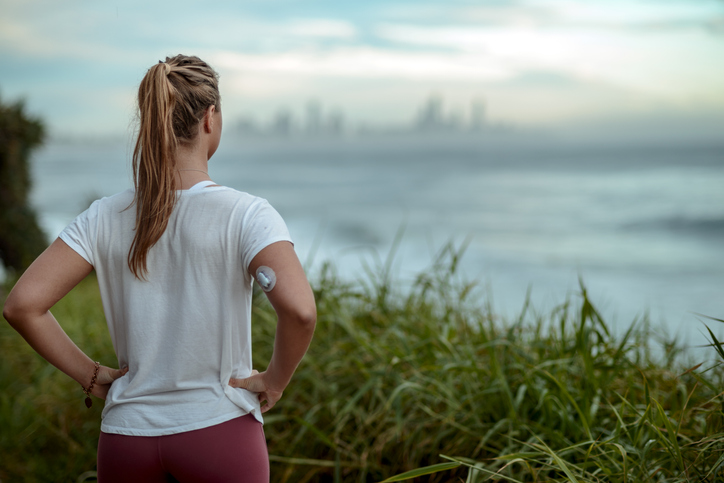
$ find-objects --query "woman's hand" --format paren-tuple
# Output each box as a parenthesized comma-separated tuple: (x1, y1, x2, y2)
(229, 370, 284, 413)
(90, 365, 128, 400)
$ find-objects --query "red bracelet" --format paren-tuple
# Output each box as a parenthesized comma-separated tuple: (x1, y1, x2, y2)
(82, 362, 100, 409)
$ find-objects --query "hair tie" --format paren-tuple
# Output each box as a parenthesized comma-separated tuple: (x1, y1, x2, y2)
(158, 61, 171, 75)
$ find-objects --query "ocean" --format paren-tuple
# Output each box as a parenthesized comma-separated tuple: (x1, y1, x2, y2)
(27, 133, 724, 351)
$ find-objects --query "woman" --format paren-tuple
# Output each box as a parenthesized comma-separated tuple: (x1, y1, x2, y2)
(3, 55, 316, 482)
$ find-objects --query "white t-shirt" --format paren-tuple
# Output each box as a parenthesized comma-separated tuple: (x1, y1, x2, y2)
(59, 182, 292, 436)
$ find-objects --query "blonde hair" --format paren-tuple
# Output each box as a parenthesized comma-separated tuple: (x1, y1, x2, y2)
(128, 55, 220, 279)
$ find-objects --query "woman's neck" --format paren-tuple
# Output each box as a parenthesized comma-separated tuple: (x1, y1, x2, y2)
(174, 143, 211, 190)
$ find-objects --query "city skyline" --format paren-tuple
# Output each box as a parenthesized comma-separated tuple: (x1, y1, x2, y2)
(233, 95, 493, 138)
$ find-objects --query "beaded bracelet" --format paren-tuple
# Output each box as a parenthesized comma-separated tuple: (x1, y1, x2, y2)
(82, 362, 100, 408)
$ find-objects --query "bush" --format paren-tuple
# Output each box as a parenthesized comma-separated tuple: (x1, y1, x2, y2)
(0, 94, 47, 273)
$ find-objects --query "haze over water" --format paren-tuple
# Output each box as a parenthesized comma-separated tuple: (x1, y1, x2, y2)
(29, 132, 724, 352)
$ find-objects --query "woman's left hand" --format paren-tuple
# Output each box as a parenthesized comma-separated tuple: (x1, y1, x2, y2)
(229, 369, 284, 413)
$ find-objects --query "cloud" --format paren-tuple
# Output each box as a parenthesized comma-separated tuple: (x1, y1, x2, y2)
(456, 0, 724, 33)
(373, 19, 724, 101)
(0, 4, 148, 64)
(552, 1, 724, 32)
(211, 47, 512, 81)
(1, 0, 722, 135)
(285, 19, 358, 39)
(0, 1, 359, 61)
(374, 23, 631, 82)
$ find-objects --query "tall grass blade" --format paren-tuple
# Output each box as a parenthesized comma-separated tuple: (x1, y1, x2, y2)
(441, 455, 527, 483)
(378, 462, 460, 482)
(703, 324, 724, 361)
(530, 438, 581, 483)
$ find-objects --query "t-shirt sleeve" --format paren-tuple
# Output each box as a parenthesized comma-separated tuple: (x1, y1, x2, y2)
(58, 199, 100, 266)
(240, 198, 293, 272)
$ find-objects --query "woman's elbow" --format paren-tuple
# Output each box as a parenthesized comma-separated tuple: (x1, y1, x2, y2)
(271, 286, 317, 331)
(296, 304, 317, 331)
(2, 291, 39, 329)
(3, 295, 24, 328)
(288, 301, 316, 333)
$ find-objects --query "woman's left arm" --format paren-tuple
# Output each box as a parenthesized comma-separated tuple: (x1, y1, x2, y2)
(2, 238, 127, 400)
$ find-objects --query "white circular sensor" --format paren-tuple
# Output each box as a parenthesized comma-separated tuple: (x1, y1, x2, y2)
(255, 266, 277, 292)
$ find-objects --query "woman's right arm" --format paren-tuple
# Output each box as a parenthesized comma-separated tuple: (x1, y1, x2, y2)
(228, 241, 316, 412)
(3, 238, 127, 399)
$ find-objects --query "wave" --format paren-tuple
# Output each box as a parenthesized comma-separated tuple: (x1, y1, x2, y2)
(623, 216, 724, 236)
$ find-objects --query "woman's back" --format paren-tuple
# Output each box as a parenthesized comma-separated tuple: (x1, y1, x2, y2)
(60, 184, 292, 435)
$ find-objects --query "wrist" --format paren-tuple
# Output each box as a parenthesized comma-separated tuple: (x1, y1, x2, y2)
(81, 361, 100, 408)
(263, 364, 289, 392)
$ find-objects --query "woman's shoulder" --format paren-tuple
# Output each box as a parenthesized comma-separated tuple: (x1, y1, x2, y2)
(78, 189, 133, 213)
(197, 186, 272, 207)
(90, 189, 135, 211)
(200, 188, 285, 226)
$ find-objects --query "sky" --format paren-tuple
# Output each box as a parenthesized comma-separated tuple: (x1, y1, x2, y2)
(1, 0, 723, 139)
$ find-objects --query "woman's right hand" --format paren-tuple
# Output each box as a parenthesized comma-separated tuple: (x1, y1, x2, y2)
(91, 365, 129, 400)
(229, 370, 284, 413)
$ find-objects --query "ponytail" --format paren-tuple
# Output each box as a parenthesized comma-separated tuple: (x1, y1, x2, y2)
(128, 55, 220, 279)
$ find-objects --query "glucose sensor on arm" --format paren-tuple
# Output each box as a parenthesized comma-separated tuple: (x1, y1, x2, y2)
(255, 266, 277, 292)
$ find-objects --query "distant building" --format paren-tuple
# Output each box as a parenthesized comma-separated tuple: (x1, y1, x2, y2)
(270, 109, 294, 137)
(449, 109, 463, 131)
(305, 100, 322, 136)
(415, 95, 445, 132)
(470, 99, 486, 131)
(327, 109, 345, 136)
(414, 94, 476, 133)
(235, 117, 258, 136)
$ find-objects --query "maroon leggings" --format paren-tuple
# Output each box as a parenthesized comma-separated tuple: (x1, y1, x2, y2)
(97, 414, 269, 482)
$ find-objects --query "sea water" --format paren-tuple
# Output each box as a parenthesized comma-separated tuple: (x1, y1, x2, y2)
(27, 134, 724, 351)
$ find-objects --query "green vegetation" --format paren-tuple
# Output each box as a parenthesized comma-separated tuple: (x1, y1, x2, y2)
(1, 243, 723, 482)
(0, 95, 47, 273)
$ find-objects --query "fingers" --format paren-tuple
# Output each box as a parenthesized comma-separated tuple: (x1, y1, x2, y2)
(229, 371, 264, 391)
(228, 371, 283, 413)
(260, 398, 276, 413)
(97, 365, 129, 385)
(257, 388, 283, 413)
(259, 393, 271, 413)
(111, 366, 129, 380)
(88, 365, 128, 400)
(229, 376, 259, 392)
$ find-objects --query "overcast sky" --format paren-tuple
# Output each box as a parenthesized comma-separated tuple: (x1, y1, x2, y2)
(2, 0, 723, 138)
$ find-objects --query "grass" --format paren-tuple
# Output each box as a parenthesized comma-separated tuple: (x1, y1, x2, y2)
(1, 242, 723, 482)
